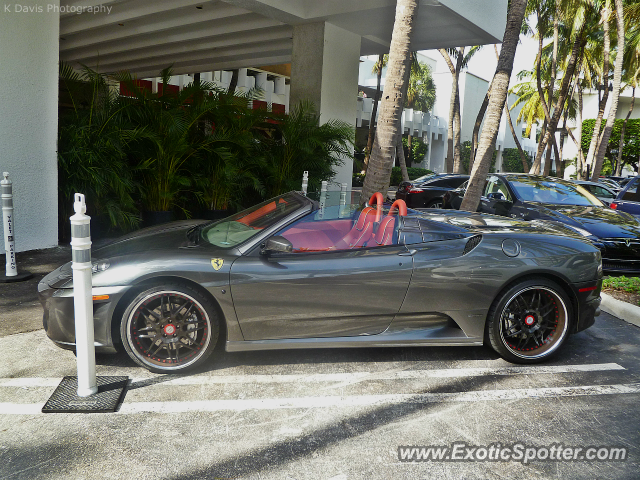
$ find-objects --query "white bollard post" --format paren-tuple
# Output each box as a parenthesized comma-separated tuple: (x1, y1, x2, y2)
(301, 171, 309, 196)
(318, 180, 328, 219)
(2, 173, 17, 277)
(70, 194, 97, 397)
(339, 182, 348, 218)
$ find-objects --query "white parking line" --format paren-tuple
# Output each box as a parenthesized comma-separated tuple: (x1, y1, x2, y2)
(2, 382, 640, 415)
(0, 363, 625, 388)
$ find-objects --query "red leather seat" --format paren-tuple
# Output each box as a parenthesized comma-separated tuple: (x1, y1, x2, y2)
(373, 199, 407, 246)
(333, 192, 384, 249)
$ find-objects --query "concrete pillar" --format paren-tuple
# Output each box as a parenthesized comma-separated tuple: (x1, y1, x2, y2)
(0, 4, 59, 251)
(290, 22, 361, 190)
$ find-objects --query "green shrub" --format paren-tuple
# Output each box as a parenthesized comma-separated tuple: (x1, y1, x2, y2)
(603, 276, 640, 294)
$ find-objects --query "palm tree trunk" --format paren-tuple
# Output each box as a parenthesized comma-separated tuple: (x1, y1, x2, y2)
(453, 87, 463, 173)
(494, 44, 528, 172)
(361, 0, 419, 203)
(398, 52, 413, 183)
(472, 85, 492, 168)
(592, 0, 625, 180)
(529, 23, 585, 175)
(452, 47, 465, 173)
(363, 54, 384, 173)
(585, 2, 612, 175)
(397, 129, 410, 182)
(616, 87, 635, 176)
(505, 100, 529, 171)
(460, 0, 527, 212)
(227, 69, 239, 95)
(439, 48, 457, 173)
(575, 79, 585, 179)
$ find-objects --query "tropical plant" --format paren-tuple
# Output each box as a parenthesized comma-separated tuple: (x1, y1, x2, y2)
(58, 62, 144, 236)
(257, 101, 354, 197)
(116, 68, 256, 214)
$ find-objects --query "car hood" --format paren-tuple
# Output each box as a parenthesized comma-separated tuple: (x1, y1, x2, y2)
(529, 203, 640, 239)
(94, 220, 205, 258)
(414, 210, 583, 238)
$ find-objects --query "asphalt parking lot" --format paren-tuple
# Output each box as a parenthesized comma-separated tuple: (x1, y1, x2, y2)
(1, 248, 640, 479)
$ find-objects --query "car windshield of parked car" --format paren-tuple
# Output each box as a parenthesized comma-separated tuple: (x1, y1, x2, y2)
(201, 194, 304, 247)
(509, 178, 603, 206)
(412, 173, 439, 184)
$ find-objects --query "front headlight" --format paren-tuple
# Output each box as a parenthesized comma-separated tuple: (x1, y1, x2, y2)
(91, 261, 110, 274)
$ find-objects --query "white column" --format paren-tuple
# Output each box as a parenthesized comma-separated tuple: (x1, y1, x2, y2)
(0, 3, 59, 251)
(290, 22, 361, 191)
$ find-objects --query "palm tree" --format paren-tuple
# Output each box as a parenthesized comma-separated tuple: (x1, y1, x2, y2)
(459, 0, 528, 212)
(439, 46, 483, 173)
(403, 61, 436, 170)
(591, 0, 626, 180)
(363, 54, 385, 173)
(361, 0, 419, 203)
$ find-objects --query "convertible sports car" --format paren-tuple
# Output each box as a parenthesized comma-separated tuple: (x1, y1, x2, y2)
(443, 174, 640, 274)
(39, 192, 602, 373)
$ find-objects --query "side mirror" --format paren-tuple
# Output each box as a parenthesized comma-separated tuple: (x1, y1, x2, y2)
(487, 192, 506, 200)
(262, 236, 293, 254)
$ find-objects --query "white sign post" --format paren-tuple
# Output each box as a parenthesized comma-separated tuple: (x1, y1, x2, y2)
(70, 193, 98, 397)
(1, 172, 32, 283)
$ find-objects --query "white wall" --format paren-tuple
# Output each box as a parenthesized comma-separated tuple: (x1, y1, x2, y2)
(0, 4, 60, 251)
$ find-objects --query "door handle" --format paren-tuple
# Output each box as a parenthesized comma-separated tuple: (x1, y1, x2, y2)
(398, 249, 417, 256)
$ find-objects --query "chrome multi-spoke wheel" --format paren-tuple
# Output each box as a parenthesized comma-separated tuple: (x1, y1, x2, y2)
(426, 199, 443, 209)
(121, 284, 218, 373)
(487, 278, 571, 363)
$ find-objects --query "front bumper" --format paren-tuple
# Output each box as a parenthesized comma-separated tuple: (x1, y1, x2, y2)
(571, 279, 602, 333)
(594, 240, 640, 274)
(38, 280, 131, 353)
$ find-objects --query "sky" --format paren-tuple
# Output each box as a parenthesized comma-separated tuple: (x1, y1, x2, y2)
(462, 33, 539, 85)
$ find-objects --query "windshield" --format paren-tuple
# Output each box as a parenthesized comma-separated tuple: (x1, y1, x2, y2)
(509, 178, 603, 207)
(201, 193, 305, 248)
(413, 173, 439, 184)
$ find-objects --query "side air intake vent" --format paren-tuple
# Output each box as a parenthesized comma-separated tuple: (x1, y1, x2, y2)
(463, 235, 482, 255)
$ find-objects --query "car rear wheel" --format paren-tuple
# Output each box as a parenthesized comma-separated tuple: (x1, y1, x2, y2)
(486, 278, 571, 363)
(426, 199, 443, 208)
(121, 283, 219, 373)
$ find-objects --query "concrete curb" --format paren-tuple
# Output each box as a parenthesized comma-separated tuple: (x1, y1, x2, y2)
(600, 292, 640, 328)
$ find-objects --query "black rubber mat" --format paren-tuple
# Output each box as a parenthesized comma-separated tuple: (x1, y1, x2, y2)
(42, 376, 128, 413)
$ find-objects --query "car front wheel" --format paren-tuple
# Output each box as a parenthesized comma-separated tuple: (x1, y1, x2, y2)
(486, 278, 571, 363)
(121, 283, 219, 373)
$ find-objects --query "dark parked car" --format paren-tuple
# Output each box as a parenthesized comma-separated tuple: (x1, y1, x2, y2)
(611, 176, 640, 219)
(597, 177, 622, 193)
(572, 180, 617, 206)
(40, 191, 602, 373)
(396, 173, 469, 208)
(443, 174, 640, 274)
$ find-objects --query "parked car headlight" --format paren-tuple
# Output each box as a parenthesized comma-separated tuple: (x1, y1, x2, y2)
(91, 261, 110, 274)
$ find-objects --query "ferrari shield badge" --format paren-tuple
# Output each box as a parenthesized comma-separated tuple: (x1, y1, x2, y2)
(211, 258, 224, 271)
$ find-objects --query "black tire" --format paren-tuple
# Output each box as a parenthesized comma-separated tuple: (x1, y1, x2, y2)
(426, 198, 444, 209)
(486, 278, 572, 364)
(121, 283, 219, 373)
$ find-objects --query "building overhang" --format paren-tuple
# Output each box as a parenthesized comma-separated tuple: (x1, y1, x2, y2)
(60, 0, 506, 77)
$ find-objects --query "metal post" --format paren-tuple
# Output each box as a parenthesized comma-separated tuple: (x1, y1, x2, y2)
(70, 193, 97, 397)
(318, 180, 327, 219)
(301, 171, 309, 196)
(2, 173, 16, 277)
(1, 173, 32, 283)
